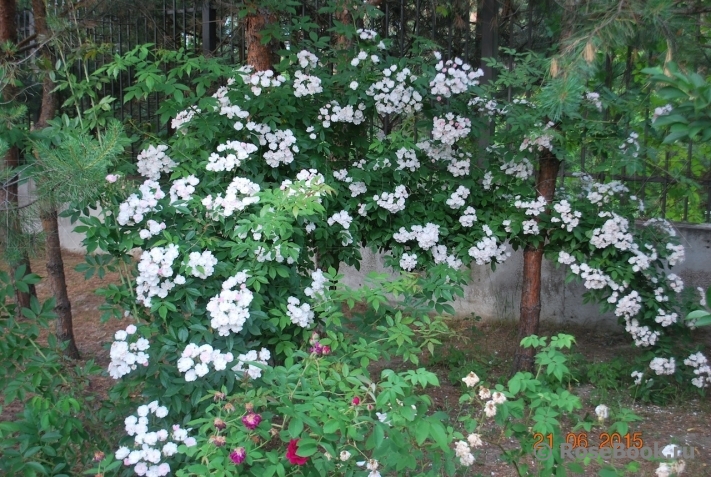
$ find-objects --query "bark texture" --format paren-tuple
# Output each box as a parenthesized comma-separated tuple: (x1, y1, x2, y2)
(245, 5, 278, 72)
(512, 150, 560, 373)
(334, 3, 353, 49)
(0, 0, 35, 311)
(41, 210, 80, 358)
(31, 0, 80, 358)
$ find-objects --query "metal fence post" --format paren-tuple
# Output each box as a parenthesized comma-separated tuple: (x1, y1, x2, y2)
(203, 1, 216, 55)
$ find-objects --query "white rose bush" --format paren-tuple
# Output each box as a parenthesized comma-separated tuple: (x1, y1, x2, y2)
(76, 15, 708, 476)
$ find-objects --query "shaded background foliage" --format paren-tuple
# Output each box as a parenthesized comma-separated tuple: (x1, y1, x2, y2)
(9, 0, 711, 224)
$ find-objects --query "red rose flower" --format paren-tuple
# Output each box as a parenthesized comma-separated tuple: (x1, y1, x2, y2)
(352, 396, 360, 405)
(286, 439, 308, 465)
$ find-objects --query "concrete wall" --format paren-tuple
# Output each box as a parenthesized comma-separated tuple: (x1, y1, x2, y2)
(340, 223, 711, 324)
(21, 170, 711, 326)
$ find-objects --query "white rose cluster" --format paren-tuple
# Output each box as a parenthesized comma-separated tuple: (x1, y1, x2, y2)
(177, 343, 234, 382)
(136, 244, 180, 307)
(117, 180, 165, 226)
(514, 195, 547, 216)
(522, 219, 539, 235)
(416, 140, 471, 177)
(431, 245, 462, 269)
(500, 158, 534, 179)
(168, 175, 199, 204)
(206, 272, 254, 336)
(667, 273, 684, 293)
(171, 106, 199, 130)
(581, 178, 628, 205)
(374, 185, 409, 213)
(519, 130, 554, 152)
(684, 352, 711, 388)
(649, 357, 676, 375)
(293, 70, 323, 97)
(654, 309, 678, 327)
(459, 206, 477, 227)
(615, 290, 641, 319)
(585, 91, 602, 111)
(569, 262, 612, 290)
(432, 113, 471, 145)
(590, 213, 634, 251)
(349, 181, 367, 197)
(212, 85, 250, 122)
(625, 317, 660, 347)
(246, 122, 299, 168)
(206, 140, 259, 172)
(319, 101, 366, 127)
(469, 96, 501, 116)
(115, 402, 195, 477)
(280, 169, 326, 199)
(304, 269, 328, 301)
(327, 210, 353, 229)
(138, 219, 166, 240)
(365, 65, 423, 115)
(652, 104, 673, 122)
(468, 225, 510, 265)
(628, 244, 658, 272)
(356, 28, 378, 41)
(393, 223, 440, 250)
(286, 297, 314, 328)
(619, 131, 640, 158)
(137, 145, 176, 180)
(666, 243, 685, 266)
(557, 251, 576, 265)
(296, 49, 318, 69)
(551, 200, 581, 231)
(429, 56, 483, 98)
(481, 171, 494, 190)
(108, 324, 149, 379)
(446, 186, 470, 209)
(202, 177, 260, 218)
(240, 68, 286, 97)
(233, 348, 271, 379)
(394, 148, 420, 171)
(185, 250, 218, 279)
(454, 440, 475, 466)
(399, 252, 418, 271)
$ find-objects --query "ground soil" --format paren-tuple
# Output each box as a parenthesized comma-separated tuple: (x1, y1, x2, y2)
(3, 251, 711, 476)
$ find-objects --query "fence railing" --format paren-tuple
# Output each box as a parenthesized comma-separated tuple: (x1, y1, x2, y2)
(13, 0, 711, 223)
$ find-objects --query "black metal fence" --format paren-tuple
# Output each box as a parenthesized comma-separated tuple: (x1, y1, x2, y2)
(13, 0, 711, 223)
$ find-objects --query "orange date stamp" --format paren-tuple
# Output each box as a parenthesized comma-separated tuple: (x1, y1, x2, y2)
(533, 432, 645, 449)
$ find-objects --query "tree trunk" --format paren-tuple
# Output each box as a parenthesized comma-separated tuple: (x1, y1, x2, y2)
(245, 4, 278, 72)
(334, 2, 353, 49)
(512, 150, 560, 373)
(31, 0, 80, 358)
(0, 0, 35, 312)
(478, 0, 498, 84)
(41, 209, 80, 358)
(476, 0, 498, 166)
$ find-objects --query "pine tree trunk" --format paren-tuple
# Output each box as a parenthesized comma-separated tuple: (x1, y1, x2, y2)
(512, 150, 560, 373)
(41, 209, 79, 358)
(334, 2, 353, 49)
(31, 0, 80, 359)
(0, 0, 35, 312)
(245, 4, 278, 72)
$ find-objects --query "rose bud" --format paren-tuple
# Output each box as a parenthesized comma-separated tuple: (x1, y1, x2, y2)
(321, 345, 331, 355)
(352, 396, 360, 405)
(224, 403, 236, 413)
(210, 435, 226, 447)
(213, 392, 226, 401)
(242, 412, 262, 430)
(214, 418, 227, 430)
(94, 451, 105, 462)
(245, 402, 254, 412)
